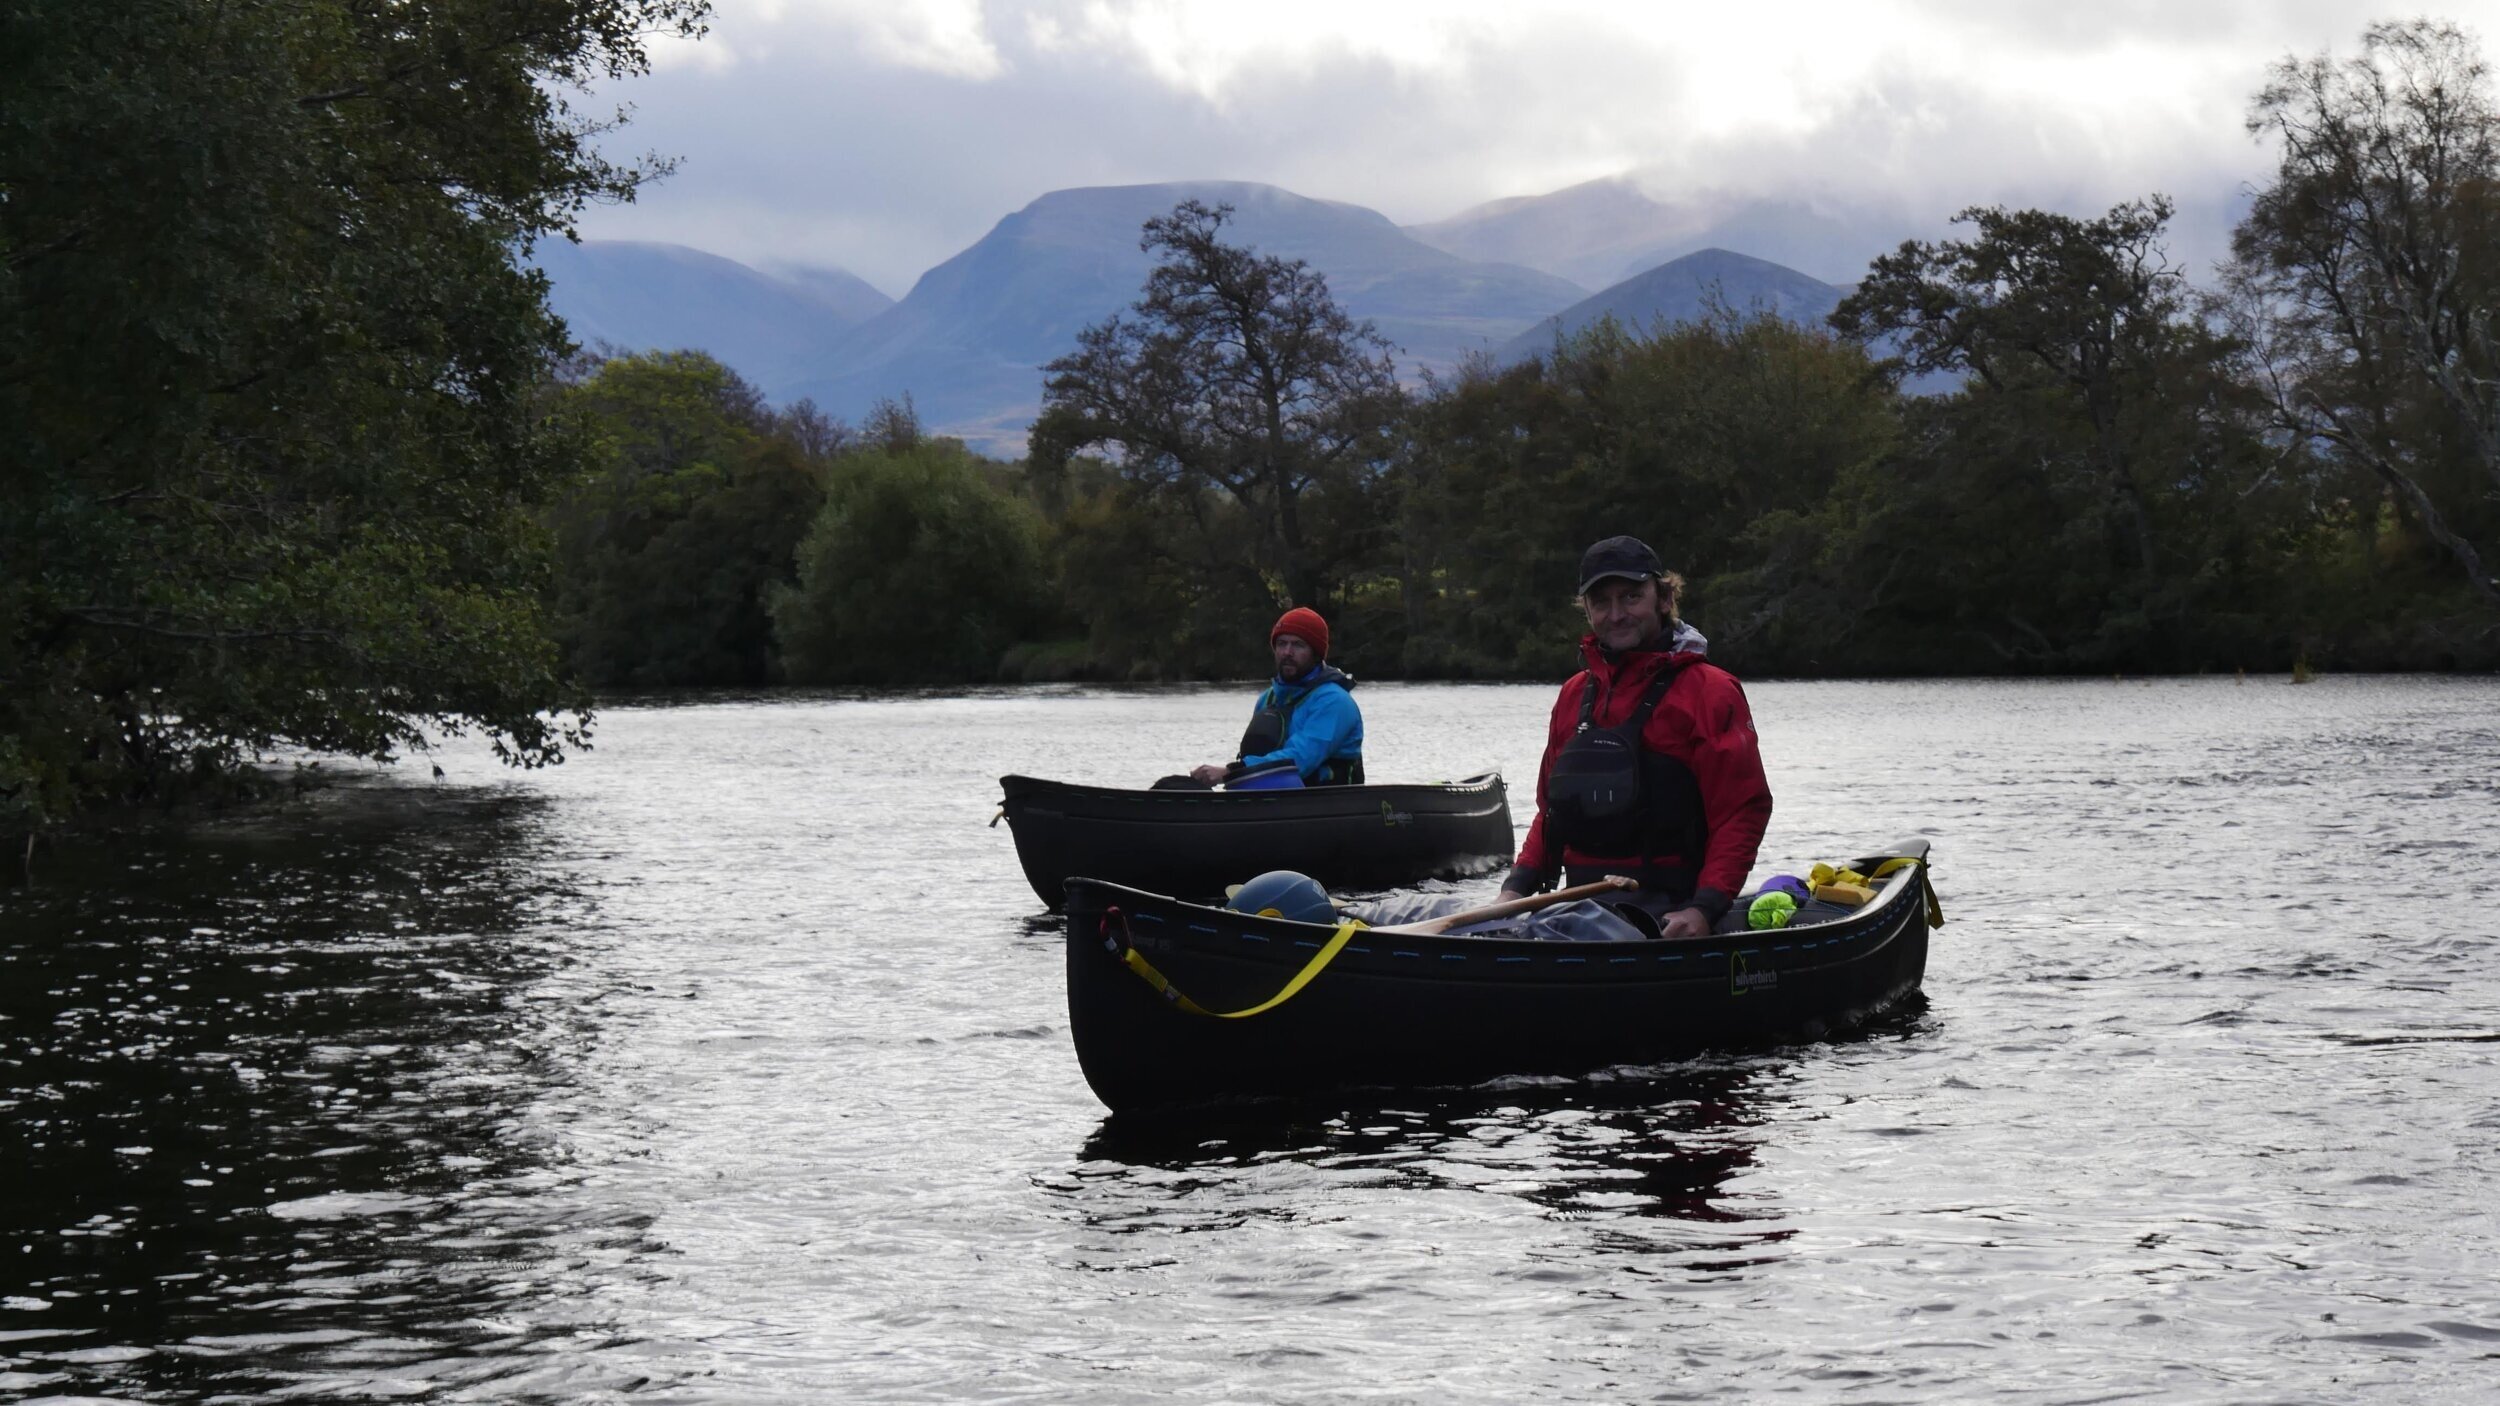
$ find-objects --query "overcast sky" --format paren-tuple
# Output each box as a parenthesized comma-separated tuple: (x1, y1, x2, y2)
(573, 1, 2494, 297)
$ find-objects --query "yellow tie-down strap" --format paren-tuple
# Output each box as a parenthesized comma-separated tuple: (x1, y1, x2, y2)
(1863, 855, 1945, 928)
(1118, 917, 1367, 1019)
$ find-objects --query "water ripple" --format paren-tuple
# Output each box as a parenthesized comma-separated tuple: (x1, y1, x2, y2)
(5, 678, 2499, 1402)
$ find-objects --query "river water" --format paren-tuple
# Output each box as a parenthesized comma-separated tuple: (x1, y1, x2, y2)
(3, 677, 2497, 1403)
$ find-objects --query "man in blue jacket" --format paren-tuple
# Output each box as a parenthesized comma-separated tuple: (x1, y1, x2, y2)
(1187, 606, 1365, 787)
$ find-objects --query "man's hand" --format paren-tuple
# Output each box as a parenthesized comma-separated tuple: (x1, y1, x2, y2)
(1189, 762, 1228, 786)
(1656, 907, 1712, 940)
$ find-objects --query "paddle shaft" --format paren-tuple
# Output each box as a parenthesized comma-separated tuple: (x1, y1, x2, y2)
(1370, 875, 1638, 936)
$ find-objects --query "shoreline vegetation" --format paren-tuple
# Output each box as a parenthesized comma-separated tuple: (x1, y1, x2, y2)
(8, 9, 2500, 835)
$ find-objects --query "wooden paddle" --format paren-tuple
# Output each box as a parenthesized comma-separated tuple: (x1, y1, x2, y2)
(1366, 875, 1638, 936)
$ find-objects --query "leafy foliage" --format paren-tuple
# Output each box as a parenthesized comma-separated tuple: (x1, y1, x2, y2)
(1, 0, 707, 826)
(1036, 200, 1405, 623)
(1833, 200, 2293, 669)
(2231, 17, 2500, 616)
(1391, 310, 1900, 676)
(771, 430, 1050, 685)
(551, 351, 824, 686)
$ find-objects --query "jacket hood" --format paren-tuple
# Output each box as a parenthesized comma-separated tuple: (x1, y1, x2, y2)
(1579, 621, 1708, 673)
(1273, 662, 1356, 694)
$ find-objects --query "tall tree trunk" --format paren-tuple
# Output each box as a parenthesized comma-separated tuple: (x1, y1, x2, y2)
(2314, 396, 2500, 607)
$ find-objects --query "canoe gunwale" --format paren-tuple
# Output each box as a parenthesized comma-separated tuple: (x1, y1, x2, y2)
(999, 770, 1508, 814)
(1077, 855, 1924, 979)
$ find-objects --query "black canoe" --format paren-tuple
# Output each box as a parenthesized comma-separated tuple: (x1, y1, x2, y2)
(997, 772, 1515, 908)
(1062, 842, 1936, 1115)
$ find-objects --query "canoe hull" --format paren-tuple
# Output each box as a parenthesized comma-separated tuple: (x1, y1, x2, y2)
(1000, 772, 1515, 907)
(1063, 854, 1932, 1115)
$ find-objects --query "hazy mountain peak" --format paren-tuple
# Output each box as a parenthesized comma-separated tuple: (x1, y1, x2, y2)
(1410, 176, 1911, 288)
(923, 180, 1433, 293)
(1496, 246, 1847, 364)
(759, 262, 899, 323)
(1421, 175, 1668, 232)
(531, 239, 893, 388)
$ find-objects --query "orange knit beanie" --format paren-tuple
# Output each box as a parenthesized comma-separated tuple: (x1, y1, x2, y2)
(1270, 606, 1330, 659)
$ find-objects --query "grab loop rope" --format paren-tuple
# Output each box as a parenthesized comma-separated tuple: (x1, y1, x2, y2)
(1862, 855, 1945, 928)
(1101, 907, 1366, 1019)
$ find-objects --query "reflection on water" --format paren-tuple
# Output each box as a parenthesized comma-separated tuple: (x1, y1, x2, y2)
(1061, 1038, 1982, 1281)
(5, 679, 2499, 1404)
(1, 784, 658, 1401)
(1078, 1068, 1778, 1223)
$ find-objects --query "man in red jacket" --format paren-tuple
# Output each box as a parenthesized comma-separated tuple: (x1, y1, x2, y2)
(1496, 536, 1773, 939)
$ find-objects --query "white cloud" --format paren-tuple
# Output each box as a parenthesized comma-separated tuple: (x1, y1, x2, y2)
(646, 27, 740, 74)
(1025, 0, 1482, 101)
(580, 1, 2500, 290)
(733, 0, 1007, 80)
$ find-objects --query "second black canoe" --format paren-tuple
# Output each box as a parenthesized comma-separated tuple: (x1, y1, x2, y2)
(997, 772, 1515, 908)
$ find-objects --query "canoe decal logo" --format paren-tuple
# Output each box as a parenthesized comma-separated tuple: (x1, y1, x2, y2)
(1731, 950, 1776, 996)
(1380, 801, 1414, 827)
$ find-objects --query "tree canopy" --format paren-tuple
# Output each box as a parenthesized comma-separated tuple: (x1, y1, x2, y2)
(1393, 309, 1902, 676)
(1833, 200, 2288, 668)
(0, 0, 707, 828)
(1034, 200, 1404, 625)
(551, 351, 824, 687)
(2232, 17, 2500, 614)
(772, 422, 1050, 686)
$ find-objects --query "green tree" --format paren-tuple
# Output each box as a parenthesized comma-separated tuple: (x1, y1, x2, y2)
(2232, 18, 2500, 613)
(1034, 200, 1405, 620)
(772, 436, 1049, 685)
(0, 0, 707, 828)
(1393, 309, 1897, 676)
(1834, 201, 2190, 587)
(1585, 308, 1902, 663)
(1833, 199, 2283, 667)
(551, 351, 823, 686)
(1038, 466, 1275, 679)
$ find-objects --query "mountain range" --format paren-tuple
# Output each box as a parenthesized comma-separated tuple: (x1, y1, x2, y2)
(542, 179, 1893, 456)
(768, 182, 1592, 451)
(1404, 176, 1896, 289)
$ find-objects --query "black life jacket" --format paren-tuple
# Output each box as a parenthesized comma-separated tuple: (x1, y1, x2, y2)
(1235, 666, 1365, 786)
(1544, 659, 1706, 890)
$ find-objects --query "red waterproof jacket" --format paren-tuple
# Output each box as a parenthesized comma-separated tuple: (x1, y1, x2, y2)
(1512, 634, 1773, 918)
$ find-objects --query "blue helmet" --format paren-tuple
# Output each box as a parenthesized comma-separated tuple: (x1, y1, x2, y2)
(1224, 870, 1335, 925)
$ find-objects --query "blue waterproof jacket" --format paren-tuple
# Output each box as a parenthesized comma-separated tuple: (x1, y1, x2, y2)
(1238, 666, 1365, 784)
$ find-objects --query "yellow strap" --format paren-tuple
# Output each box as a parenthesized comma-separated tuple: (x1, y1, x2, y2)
(1120, 917, 1367, 1019)
(1863, 855, 1946, 928)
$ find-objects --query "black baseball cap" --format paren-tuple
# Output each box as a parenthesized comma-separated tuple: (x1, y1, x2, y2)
(1576, 535, 1664, 596)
